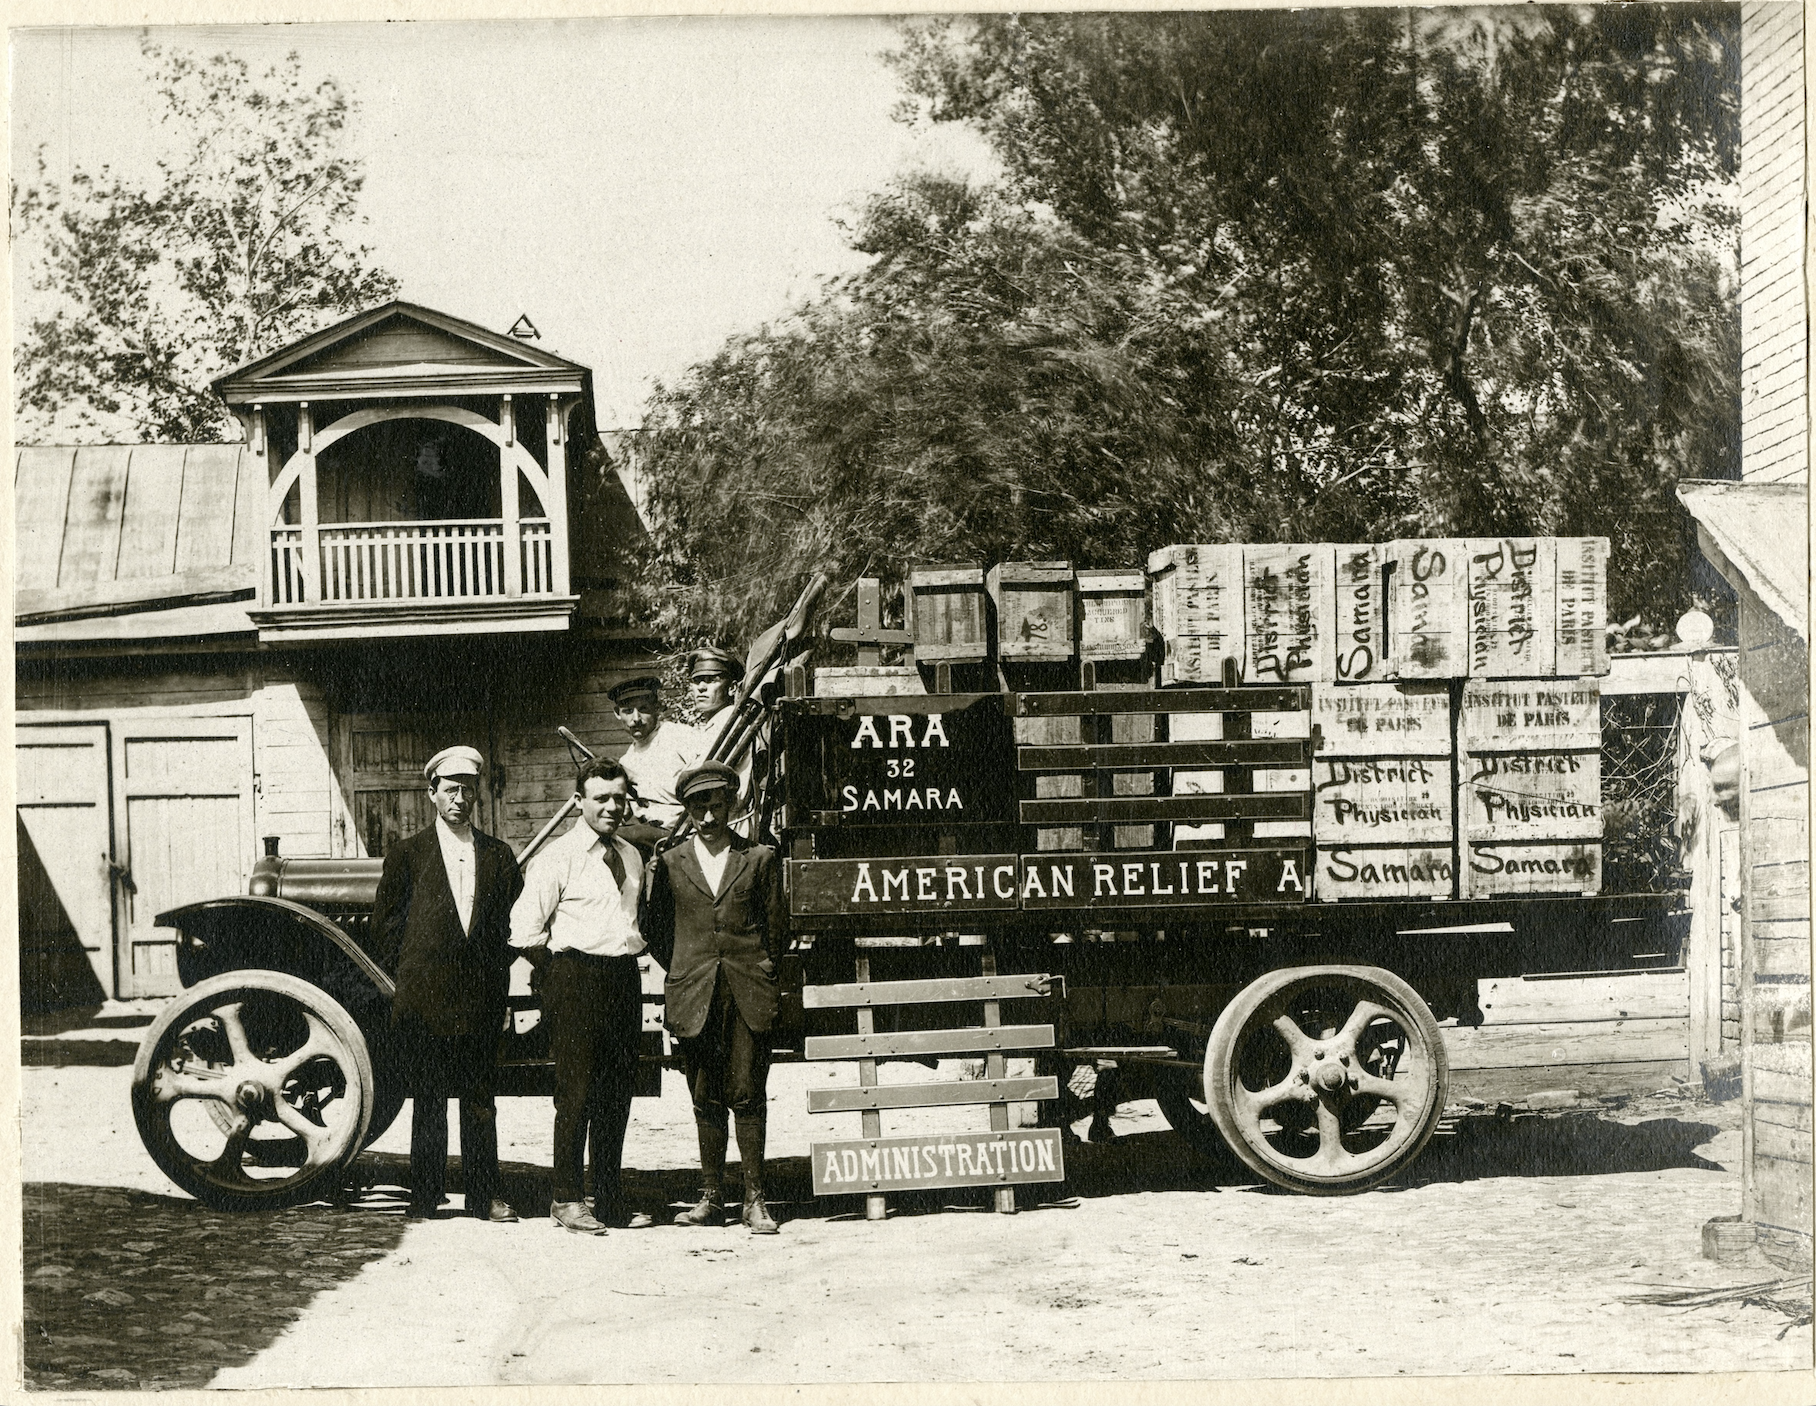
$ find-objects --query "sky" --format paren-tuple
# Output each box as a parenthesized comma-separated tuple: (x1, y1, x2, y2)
(10, 19, 996, 427)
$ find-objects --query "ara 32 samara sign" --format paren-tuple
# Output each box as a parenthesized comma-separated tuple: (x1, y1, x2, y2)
(787, 848, 1312, 916)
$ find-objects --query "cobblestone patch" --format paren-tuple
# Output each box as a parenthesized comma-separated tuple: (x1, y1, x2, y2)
(23, 1182, 406, 1390)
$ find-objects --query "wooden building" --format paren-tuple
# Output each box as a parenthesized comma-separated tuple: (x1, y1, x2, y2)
(16, 303, 663, 1007)
(1670, 0, 1810, 1275)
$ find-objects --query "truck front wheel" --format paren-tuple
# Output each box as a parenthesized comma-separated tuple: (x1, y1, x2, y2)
(1203, 965, 1447, 1195)
(131, 970, 376, 1211)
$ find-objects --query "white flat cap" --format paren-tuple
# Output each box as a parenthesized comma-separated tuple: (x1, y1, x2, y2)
(424, 745, 485, 781)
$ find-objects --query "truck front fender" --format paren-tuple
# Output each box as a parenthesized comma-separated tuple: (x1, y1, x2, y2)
(155, 896, 395, 1025)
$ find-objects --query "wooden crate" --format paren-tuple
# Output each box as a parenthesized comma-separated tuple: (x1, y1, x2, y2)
(1310, 680, 1453, 756)
(1466, 537, 1558, 677)
(987, 560, 1075, 662)
(1311, 680, 1456, 900)
(1385, 538, 1468, 679)
(1554, 537, 1610, 677)
(1243, 543, 1329, 685)
(1076, 569, 1148, 661)
(1332, 543, 1386, 683)
(1462, 839, 1602, 897)
(909, 565, 989, 665)
(1147, 543, 1244, 684)
(1460, 675, 1601, 896)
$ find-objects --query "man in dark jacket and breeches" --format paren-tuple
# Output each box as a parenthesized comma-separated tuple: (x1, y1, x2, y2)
(640, 761, 788, 1234)
(372, 745, 524, 1222)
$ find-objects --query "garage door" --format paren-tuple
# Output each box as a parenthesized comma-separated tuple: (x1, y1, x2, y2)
(113, 718, 255, 998)
(16, 723, 114, 1002)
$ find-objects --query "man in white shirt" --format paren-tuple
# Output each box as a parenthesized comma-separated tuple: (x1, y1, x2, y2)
(609, 676, 703, 850)
(510, 758, 655, 1234)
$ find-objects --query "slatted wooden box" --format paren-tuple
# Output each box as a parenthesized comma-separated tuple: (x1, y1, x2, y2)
(1465, 537, 1558, 677)
(1075, 569, 1148, 661)
(1385, 538, 1469, 680)
(1331, 543, 1387, 683)
(1147, 544, 1244, 685)
(1242, 543, 1329, 685)
(1554, 537, 1610, 677)
(987, 560, 1076, 662)
(1310, 682, 1456, 900)
(1459, 678, 1603, 897)
(909, 565, 990, 665)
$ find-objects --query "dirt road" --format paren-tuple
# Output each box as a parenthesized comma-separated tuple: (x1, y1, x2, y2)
(21, 1046, 1812, 1389)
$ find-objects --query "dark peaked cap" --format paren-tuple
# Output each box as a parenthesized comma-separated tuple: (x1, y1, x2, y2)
(676, 761, 740, 799)
(607, 676, 663, 704)
(687, 645, 744, 682)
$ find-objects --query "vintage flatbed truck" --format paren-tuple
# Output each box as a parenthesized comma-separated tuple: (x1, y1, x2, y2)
(134, 539, 1687, 1207)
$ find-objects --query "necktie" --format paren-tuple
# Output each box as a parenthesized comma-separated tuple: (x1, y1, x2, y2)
(601, 842, 626, 889)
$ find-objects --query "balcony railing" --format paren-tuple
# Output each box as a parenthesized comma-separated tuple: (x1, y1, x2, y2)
(270, 518, 557, 605)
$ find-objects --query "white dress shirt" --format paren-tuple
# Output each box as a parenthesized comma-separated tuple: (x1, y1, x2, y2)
(509, 819, 646, 958)
(619, 720, 705, 829)
(693, 836, 733, 898)
(435, 816, 477, 934)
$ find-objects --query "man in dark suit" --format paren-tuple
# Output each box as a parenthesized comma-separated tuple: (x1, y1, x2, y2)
(372, 745, 524, 1222)
(640, 761, 787, 1234)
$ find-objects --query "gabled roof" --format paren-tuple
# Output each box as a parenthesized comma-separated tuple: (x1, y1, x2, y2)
(212, 301, 590, 404)
(1677, 479, 1809, 641)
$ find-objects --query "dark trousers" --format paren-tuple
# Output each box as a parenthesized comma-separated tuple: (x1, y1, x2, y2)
(678, 974, 773, 1194)
(396, 1024, 499, 1215)
(545, 950, 642, 1212)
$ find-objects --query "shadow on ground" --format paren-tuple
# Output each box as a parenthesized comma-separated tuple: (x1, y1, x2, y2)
(22, 1040, 142, 1068)
(722, 1110, 1733, 1217)
(24, 1182, 407, 1390)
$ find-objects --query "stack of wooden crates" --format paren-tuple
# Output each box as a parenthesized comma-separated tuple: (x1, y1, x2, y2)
(1144, 537, 1610, 899)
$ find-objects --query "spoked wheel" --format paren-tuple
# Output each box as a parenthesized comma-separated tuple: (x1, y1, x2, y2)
(1154, 1070, 1230, 1162)
(132, 970, 376, 1211)
(1203, 965, 1447, 1195)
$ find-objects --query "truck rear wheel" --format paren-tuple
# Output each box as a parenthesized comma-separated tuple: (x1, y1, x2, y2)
(132, 970, 376, 1211)
(1203, 965, 1447, 1195)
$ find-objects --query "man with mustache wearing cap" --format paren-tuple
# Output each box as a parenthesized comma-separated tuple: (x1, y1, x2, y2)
(372, 745, 523, 1222)
(608, 674, 703, 852)
(640, 760, 788, 1234)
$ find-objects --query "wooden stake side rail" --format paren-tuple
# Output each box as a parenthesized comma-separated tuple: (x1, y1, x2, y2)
(808, 1076, 1060, 1113)
(803, 973, 1058, 1008)
(803, 968, 1064, 1216)
(1019, 793, 1308, 825)
(804, 1025, 1056, 1061)
(1018, 739, 1309, 769)
(1011, 686, 1309, 716)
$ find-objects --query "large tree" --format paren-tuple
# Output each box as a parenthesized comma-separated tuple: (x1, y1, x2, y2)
(631, 6, 1738, 645)
(13, 40, 398, 443)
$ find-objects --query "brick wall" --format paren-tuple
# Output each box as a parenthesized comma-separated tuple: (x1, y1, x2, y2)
(1741, 1, 1808, 487)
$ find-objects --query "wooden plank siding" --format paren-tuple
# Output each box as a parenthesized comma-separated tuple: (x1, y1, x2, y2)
(1740, 0, 1807, 490)
(1734, 0, 1811, 1264)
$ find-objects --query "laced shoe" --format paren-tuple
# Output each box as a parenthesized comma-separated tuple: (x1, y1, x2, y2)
(742, 1188, 779, 1235)
(551, 1200, 608, 1235)
(674, 1189, 726, 1227)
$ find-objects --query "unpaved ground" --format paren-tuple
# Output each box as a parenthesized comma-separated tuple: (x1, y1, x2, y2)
(21, 1046, 1812, 1389)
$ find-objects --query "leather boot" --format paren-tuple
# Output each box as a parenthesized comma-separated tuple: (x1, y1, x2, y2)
(551, 1200, 607, 1235)
(742, 1186, 779, 1235)
(674, 1188, 726, 1227)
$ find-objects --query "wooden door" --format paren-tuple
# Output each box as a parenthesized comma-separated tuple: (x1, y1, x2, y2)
(333, 712, 491, 857)
(16, 723, 115, 1003)
(112, 718, 256, 998)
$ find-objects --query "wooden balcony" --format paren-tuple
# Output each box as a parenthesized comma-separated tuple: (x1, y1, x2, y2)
(256, 517, 574, 641)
